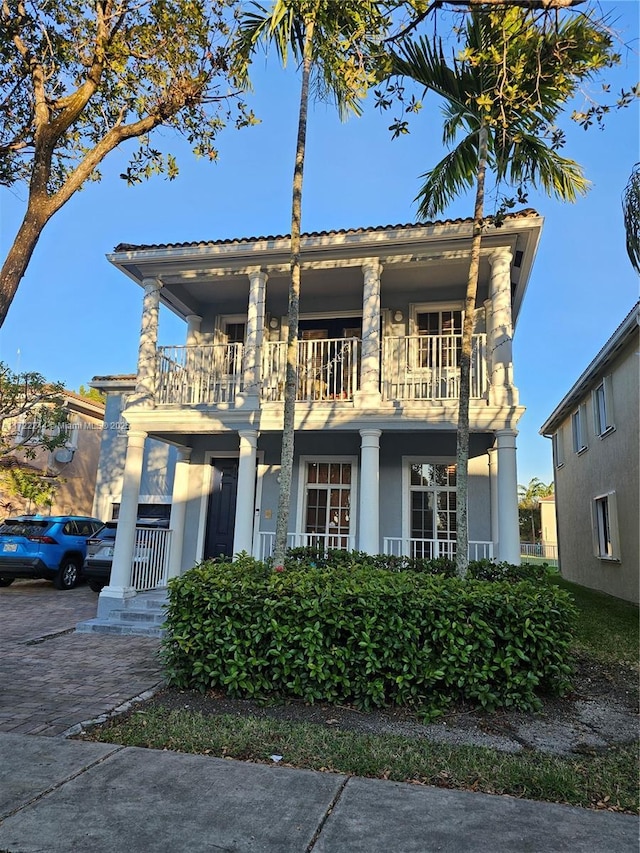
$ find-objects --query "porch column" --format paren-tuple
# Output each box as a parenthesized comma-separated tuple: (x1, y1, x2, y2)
(488, 446, 499, 557)
(495, 429, 520, 564)
(135, 278, 163, 405)
(233, 430, 259, 555)
(98, 429, 147, 615)
(356, 259, 383, 405)
(242, 269, 268, 402)
(359, 429, 381, 554)
(168, 448, 192, 579)
(487, 249, 517, 406)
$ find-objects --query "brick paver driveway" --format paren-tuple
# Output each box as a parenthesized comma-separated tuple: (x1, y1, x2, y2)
(0, 581, 164, 736)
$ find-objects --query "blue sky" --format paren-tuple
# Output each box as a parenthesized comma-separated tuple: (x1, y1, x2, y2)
(0, 1, 638, 487)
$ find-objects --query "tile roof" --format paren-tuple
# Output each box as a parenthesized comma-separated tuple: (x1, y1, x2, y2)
(113, 210, 540, 253)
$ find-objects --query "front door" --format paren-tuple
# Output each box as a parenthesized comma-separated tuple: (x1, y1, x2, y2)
(204, 459, 239, 559)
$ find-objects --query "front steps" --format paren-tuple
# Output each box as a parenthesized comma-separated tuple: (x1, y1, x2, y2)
(76, 590, 168, 638)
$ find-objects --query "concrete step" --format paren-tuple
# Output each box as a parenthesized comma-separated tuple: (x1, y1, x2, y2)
(75, 617, 166, 638)
(76, 590, 169, 637)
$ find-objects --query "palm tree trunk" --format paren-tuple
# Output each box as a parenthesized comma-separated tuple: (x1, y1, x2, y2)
(455, 122, 488, 579)
(273, 20, 315, 568)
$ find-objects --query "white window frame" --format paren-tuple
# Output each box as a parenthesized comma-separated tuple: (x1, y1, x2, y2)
(296, 456, 358, 543)
(552, 428, 565, 468)
(592, 376, 615, 438)
(571, 403, 588, 454)
(591, 491, 621, 561)
(409, 301, 465, 337)
(402, 456, 458, 545)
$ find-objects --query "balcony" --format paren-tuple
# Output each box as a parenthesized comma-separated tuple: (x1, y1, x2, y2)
(154, 333, 488, 407)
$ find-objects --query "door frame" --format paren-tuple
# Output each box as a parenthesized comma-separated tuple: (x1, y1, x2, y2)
(196, 449, 265, 561)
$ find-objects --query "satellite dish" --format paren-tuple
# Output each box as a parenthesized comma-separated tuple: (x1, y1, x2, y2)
(54, 447, 74, 464)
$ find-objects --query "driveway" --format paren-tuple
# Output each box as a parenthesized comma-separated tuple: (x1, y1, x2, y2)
(0, 580, 164, 736)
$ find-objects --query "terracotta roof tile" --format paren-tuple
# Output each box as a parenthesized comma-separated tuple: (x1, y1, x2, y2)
(113, 210, 539, 253)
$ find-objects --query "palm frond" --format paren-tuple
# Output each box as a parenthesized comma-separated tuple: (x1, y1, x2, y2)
(505, 135, 589, 202)
(622, 163, 640, 275)
(415, 135, 479, 220)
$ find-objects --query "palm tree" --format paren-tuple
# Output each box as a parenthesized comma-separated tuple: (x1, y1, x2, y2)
(518, 477, 553, 544)
(622, 163, 640, 275)
(391, 9, 615, 577)
(233, 1, 388, 566)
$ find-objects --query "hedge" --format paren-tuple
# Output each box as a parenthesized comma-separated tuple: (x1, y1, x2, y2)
(162, 556, 575, 714)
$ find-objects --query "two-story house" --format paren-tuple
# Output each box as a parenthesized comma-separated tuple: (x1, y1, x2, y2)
(0, 391, 105, 517)
(96, 213, 543, 618)
(541, 303, 639, 603)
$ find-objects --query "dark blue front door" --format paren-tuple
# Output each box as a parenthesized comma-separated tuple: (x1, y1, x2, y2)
(205, 459, 238, 559)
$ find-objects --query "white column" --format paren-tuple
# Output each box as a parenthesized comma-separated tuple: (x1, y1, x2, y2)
(356, 259, 383, 405)
(242, 269, 268, 401)
(359, 429, 381, 554)
(168, 448, 192, 579)
(495, 429, 520, 564)
(186, 314, 202, 347)
(233, 430, 259, 555)
(98, 429, 147, 614)
(487, 249, 517, 406)
(488, 446, 499, 557)
(135, 278, 163, 405)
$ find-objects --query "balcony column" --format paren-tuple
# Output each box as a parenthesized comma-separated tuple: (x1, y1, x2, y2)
(488, 446, 499, 556)
(97, 429, 147, 616)
(135, 278, 163, 406)
(186, 314, 202, 346)
(359, 429, 381, 554)
(168, 448, 192, 579)
(487, 248, 517, 406)
(233, 430, 259, 555)
(241, 269, 268, 404)
(355, 259, 383, 406)
(495, 429, 520, 564)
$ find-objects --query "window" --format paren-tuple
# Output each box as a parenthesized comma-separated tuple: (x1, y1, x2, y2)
(592, 492, 620, 561)
(552, 429, 565, 468)
(409, 462, 457, 559)
(571, 404, 588, 453)
(414, 309, 462, 369)
(593, 378, 614, 437)
(302, 461, 353, 549)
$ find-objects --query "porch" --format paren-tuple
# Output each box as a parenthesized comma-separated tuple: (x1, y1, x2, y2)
(155, 333, 488, 407)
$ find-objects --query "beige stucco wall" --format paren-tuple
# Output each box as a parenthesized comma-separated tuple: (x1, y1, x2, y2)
(553, 334, 639, 603)
(0, 401, 104, 518)
(539, 498, 557, 547)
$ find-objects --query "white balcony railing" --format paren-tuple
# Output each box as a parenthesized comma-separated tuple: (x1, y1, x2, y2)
(383, 538, 494, 561)
(154, 333, 489, 407)
(382, 334, 487, 401)
(130, 527, 172, 591)
(157, 344, 244, 405)
(262, 338, 359, 402)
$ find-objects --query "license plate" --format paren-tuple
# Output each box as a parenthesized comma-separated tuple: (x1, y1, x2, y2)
(2, 543, 17, 552)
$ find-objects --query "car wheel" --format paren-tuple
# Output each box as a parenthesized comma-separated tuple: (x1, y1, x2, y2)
(0, 577, 14, 587)
(55, 559, 80, 590)
(88, 581, 105, 593)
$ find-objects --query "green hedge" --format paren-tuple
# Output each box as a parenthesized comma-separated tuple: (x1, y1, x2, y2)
(162, 556, 575, 714)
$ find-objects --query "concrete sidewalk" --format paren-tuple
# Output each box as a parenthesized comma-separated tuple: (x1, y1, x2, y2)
(1, 731, 638, 853)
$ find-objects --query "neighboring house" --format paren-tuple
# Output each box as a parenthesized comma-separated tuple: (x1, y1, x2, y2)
(96, 213, 543, 617)
(540, 303, 639, 603)
(538, 495, 558, 556)
(0, 391, 105, 517)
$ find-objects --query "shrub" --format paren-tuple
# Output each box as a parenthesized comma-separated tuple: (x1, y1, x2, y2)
(162, 557, 576, 715)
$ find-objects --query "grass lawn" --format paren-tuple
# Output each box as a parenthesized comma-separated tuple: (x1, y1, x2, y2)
(82, 575, 639, 814)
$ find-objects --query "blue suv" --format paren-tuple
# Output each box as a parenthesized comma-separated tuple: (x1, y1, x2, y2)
(0, 515, 103, 590)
